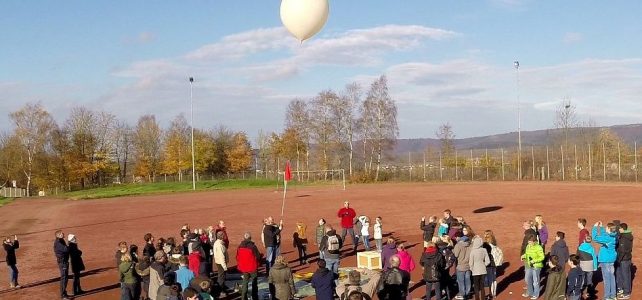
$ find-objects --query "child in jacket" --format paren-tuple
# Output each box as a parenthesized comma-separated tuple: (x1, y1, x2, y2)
(542, 255, 566, 300)
(521, 235, 544, 299)
(567, 255, 584, 300)
(374, 217, 383, 252)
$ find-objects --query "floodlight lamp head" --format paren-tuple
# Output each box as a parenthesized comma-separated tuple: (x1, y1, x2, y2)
(189, 77, 194, 82)
(514, 61, 520, 69)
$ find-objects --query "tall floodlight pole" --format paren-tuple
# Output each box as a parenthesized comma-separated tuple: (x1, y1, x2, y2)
(514, 60, 522, 180)
(189, 77, 196, 190)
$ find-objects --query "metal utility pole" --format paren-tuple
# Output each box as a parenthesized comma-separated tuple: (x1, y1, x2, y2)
(514, 60, 522, 181)
(189, 77, 196, 190)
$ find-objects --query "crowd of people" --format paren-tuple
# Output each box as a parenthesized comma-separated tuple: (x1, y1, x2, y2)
(1, 201, 636, 300)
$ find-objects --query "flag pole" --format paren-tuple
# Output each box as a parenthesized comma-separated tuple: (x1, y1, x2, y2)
(281, 179, 287, 218)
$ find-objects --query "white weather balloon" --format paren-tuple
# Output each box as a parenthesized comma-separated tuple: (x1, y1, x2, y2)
(280, 0, 329, 42)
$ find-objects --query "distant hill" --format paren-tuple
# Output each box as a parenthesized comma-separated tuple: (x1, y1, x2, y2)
(394, 124, 642, 154)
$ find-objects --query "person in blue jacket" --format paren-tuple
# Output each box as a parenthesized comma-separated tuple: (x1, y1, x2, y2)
(311, 259, 336, 300)
(592, 221, 617, 300)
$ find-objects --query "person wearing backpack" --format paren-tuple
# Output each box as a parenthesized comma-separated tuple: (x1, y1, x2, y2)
(482, 230, 502, 299)
(420, 242, 445, 300)
(319, 226, 343, 281)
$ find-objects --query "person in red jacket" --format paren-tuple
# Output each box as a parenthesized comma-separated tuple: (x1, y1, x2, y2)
(237, 232, 261, 300)
(188, 241, 202, 276)
(337, 201, 358, 252)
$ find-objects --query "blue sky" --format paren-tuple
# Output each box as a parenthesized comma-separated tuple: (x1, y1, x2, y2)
(2, 0, 642, 139)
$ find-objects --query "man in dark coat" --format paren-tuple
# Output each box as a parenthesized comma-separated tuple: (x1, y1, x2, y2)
(262, 216, 282, 275)
(67, 234, 85, 295)
(3, 235, 20, 288)
(311, 259, 335, 300)
(616, 223, 633, 299)
(143, 233, 156, 260)
(54, 230, 70, 300)
(377, 255, 410, 300)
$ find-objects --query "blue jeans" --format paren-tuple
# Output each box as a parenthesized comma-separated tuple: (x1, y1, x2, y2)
(567, 295, 580, 300)
(425, 281, 440, 300)
(601, 263, 616, 299)
(265, 245, 280, 273)
(456, 270, 471, 296)
(525, 267, 541, 297)
(58, 262, 69, 296)
(325, 257, 340, 285)
(362, 236, 370, 251)
(616, 260, 632, 295)
(375, 239, 382, 252)
(8, 265, 18, 284)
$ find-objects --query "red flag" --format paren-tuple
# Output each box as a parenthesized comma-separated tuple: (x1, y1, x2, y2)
(284, 161, 292, 182)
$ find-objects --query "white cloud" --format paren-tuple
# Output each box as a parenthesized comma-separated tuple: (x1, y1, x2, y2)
(563, 32, 583, 44)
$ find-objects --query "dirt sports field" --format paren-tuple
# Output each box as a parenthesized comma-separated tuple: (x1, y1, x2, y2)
(0, 182, 639, 300)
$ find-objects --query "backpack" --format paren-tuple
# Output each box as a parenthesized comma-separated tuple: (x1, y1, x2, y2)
(490, 244, 504, 266)
(328, 235, 340, 252)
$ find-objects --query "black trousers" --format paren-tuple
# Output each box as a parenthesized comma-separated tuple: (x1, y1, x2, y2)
(216, 263, 227, 290)
(72, 270, 82, 294)
(472, 275, 486, 300)
(58, 262, 69, 297)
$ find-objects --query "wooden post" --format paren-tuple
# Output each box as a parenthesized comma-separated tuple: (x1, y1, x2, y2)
(561, 145, 565, 181)
(531, 146, 535, 180)
(470, 149, 474, 181)
(455, 150, 459, 181)
(588, 144, 592, 181)
(603, 143, 607, 182)
(546, 145, 550, 180)
(408, 152, 412, 181)
(635, 142, 638, 182)
(439, 152, 443, 181)
(423, 151, 426, 181)
(486, 148, 489, 181)
(574, 144, 578, 181)
(618, 143, 621, 181)
(501, 148, 505, 181)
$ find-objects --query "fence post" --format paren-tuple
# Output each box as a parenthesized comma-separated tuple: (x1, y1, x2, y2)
(575, 144, 579, 181)
(561, 145, 565, 181)
(588, 144, 592, 181)
(633, 142, 638, 182)
(439, 152, 443, 181)
(546, 146, 550, 180)
(408, 152, 412, 181)
(603, 143, 607, 182)
(486, 148, 489, 181)
(531, 146, 535, 180)
(618, 143, 621, 181)
(501, 148, 505, 181)
(423, 151, 426, 181)
(470, 149, 474, 181)
(455, 150, 459, 181)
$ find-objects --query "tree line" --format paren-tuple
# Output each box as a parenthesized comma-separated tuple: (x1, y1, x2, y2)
(0, 75, 399, 194)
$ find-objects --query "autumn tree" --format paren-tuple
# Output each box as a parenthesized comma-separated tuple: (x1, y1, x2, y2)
(193, 129, 218, 176)
(134, 115, 163, 181)
(9, 103, 55, 195)
(225, 132, 253, 176)
(162, 114, 190, 180)
(360, 75, 398, 181)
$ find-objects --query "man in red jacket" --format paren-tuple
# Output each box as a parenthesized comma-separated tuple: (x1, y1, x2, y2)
(337, 201, 358, 252)
(236, 232, 261, 300)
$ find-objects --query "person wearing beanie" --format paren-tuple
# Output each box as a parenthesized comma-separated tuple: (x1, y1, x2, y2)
(469, 236, 490, 300)
(67, 234, 85, 296)
(3, 235, 20, 289)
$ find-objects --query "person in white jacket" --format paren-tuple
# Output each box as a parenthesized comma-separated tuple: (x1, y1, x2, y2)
(358, 216, 371, 251)
(374, 217, 383, 252)
(213, 231, 230, 295)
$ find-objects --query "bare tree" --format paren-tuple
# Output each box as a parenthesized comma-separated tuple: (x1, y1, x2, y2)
(436, 122, 456, 157)
(310, 90, 339, 173)
(285, 99, 310, 176)
(360, 75, 398, 181)
(554, 98, 578, 148)
(113, 120, 133, 183)
(9, 103, 55, 195)
(335, 82, 361, 176)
